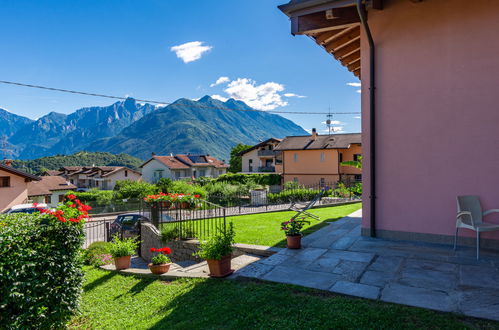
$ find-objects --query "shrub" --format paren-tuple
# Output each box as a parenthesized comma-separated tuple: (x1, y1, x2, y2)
(109, 235, 139, 258)
(68, 189, 114, 205)
(214, 173, 281, 186)
(332, 183, 352, 198)
(194, 223, 235, 260)
(283, 181, 304, 190)
(84, 241, 112, 266)
(169, 180, 207, 198)
(156, 177, 174, 193)
(268, 189, 320, 204)
(161, 224, 197, 241)
(0, 212, 85, 328)
(113, 180, 158, 200)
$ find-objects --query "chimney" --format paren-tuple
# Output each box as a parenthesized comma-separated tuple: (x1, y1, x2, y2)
(311, 128, 318, 140)
(4, 159, 12, 167)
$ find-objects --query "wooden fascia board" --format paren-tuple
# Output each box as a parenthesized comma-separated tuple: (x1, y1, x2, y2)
(291, 7, 360, 35)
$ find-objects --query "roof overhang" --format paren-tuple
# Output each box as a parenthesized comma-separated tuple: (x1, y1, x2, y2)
(278, 0, 382, 78)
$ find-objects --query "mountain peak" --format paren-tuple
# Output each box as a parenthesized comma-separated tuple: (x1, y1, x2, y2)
(198, 95, 213, 103)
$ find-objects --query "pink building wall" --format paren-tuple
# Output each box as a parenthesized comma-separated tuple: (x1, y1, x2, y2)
(361, 0, 499, 243)
(0, 168, 29, 212)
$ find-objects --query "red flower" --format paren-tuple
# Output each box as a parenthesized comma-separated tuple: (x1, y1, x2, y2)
(67, 194, 76, 200)
(194, 194, 200, 199)
(150, 248, 156, 252)
(159, 247, 171, 254)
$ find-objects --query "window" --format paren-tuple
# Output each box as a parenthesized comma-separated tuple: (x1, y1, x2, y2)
(320, 152, 325, 162)
(355, 174, 362, 182)
(199, 169, 206, 177)
(58, 194, 65, 202)
(0, 176, 10, 187)
(320, 178, 325, 187)
(124, 170, 128, 177)
(294, 153, 298, 162)
(353, 154, 361, 161)
(249, 159, 253, 172)
(175, 171, 180, 179)
(293, 177, 298, 183)
(339, 153, 343, 163)
(45, 195, 52, 204)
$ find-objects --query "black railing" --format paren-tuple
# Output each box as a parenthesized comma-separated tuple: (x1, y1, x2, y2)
(83, 219, 112, 248)
(85, 198, 143, 215)
(142, 199, 226, 241)
(206, 182, 361, 216)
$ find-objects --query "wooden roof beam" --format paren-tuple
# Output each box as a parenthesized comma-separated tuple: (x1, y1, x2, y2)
(314, 28, 347, 45)
(332, 39, 360, 59)
(353, 68, 360, 77)
(291, 6, 361, 35)
(347, 59, 361, 72)
(324, 26, 360, 52)
(340, 50, 360, 65)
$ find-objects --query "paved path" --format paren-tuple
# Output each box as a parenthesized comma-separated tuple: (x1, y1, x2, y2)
(232, 209, 499, 321)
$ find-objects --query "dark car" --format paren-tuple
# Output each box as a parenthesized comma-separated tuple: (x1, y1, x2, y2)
(110, 213, 149, 238)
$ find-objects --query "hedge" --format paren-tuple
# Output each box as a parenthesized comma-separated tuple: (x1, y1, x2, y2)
(0, 213, 85, 328)
(214, 173, 281, 186)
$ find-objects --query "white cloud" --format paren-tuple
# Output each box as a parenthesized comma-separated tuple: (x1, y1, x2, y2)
(211, 94, 228, 102)
(347, 82, 361, 87)
(155, 104, 167, 108)
(354, 116, 361, 119)
(170, 41, 212, 63)
(356, 89, 361, 93)
(321, 120, 343, 125)
(210, 76, 230, 87)
(321, 126, 345, 133)
(222, 78, 288, 110)
(283, 93, 306, 98)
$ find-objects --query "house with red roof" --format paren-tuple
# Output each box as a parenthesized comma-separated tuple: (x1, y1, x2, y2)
(57, 166, 141, 190)
(140, 154, 229, 183)
(27, 176, 76, 207)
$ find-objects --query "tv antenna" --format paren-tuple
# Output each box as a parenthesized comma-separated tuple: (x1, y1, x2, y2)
(325, 106, 333, 136)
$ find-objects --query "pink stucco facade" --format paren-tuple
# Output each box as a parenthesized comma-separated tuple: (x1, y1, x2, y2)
(361, 0, 499, 243)
(0, 168, 29, 212)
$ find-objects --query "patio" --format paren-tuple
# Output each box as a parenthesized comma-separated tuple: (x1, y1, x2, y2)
(232, 209, 499, 321)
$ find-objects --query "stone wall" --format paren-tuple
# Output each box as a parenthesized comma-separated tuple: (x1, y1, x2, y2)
(140, 222, 278, 263)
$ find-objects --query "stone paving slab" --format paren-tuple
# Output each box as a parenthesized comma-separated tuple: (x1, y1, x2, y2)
(233, 209, 499, 322)
(330, 281, 380, 300)
(262, 266, 342, 290)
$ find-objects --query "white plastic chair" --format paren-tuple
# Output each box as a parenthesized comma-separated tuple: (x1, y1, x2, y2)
(455, 195, 499, 259)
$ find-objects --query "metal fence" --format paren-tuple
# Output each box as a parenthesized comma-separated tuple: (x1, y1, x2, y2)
(83, 219, 112, 248)
(142, 199, 226, 240)
(86, 198, 143, 215)
(206, 181, 361, 216)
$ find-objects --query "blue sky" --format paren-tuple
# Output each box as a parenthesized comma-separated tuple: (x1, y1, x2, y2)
(0, 0, 361, 133)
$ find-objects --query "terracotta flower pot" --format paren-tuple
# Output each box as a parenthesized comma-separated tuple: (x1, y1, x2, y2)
(148, 263, 171, 275)
(206, 254, 234, 278)
(114, 255, 132, 270)
(286, 235, 302, 249)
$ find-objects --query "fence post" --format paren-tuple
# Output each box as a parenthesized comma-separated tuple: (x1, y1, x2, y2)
(105, 221, 110, 242)
(223, 208, 226, 233)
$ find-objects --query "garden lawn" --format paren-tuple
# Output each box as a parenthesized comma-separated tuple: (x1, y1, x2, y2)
(70, 267, 496, 329)
(229, 202, 361, 247)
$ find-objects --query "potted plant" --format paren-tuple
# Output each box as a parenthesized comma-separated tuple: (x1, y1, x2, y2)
(281, 217, 310, 249)
(109, 235, 139, 270)
(148, 247, 172, 274)
(194, 223, 235, 277)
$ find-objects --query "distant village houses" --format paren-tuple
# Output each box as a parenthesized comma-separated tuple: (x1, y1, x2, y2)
(51, 166, 141, 190)
(240, 130, 362, 187)
(27, 175, 76, 207)
(141, 154, 228, 183)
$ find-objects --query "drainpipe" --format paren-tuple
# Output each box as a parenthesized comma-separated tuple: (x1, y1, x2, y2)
(356, 0, 376, 237)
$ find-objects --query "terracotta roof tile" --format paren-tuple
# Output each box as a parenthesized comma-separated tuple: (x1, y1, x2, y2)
(275, 133, 361, 151)
(27, 176, 76, 196)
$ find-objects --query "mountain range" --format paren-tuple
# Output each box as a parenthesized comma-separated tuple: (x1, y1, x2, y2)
(1, 96, 307, 161)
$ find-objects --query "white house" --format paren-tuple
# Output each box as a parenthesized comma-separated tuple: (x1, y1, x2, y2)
(57, 166, 142, 190)
(239, 138, 282, 173)
(27, 175, 76, 207)
(140, 154, 229, 183)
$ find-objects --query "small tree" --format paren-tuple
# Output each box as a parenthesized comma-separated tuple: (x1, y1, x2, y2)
(341, 155, 362, 169)
(228, 143, 252, 173)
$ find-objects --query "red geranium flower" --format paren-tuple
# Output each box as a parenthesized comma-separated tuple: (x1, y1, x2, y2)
(150, 248, 156, 252)
(67, 194, 76, 200)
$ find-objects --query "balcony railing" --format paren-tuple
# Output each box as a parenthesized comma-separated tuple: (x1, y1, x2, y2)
(258, 166, 275, 172)
(257, 150, 276, 157)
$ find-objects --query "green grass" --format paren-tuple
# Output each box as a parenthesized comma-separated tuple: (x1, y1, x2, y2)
(229, 202, 362, 247)
(70, 267, 496, 329)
